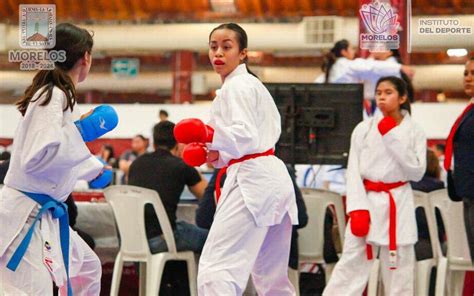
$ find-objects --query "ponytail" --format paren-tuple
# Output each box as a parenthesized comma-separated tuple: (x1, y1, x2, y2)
(321, 39, 350, 83)
(17, 68, 76, 116)
(322, 52, 336, 83)
(243, 56, 259, 79)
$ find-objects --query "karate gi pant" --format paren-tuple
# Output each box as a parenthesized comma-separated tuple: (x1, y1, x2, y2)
(197, 186, 295, 296)
(0, 206, 102, 296)
(323, 226, 415, 296)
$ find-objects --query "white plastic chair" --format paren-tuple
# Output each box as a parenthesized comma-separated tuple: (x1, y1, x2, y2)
(428, 189, 474, 296)
(298, 188, 346, 284)
(104, 185, 197, 296)
(413, 190, 440, 296)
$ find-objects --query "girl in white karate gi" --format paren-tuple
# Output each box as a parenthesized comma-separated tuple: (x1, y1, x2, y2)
(323, 76, 426, 296)
(315, 39, 412, 118)
(197, 23, 299, 295)
(0, 23, 104, 295)
(315, 39, 411, 84)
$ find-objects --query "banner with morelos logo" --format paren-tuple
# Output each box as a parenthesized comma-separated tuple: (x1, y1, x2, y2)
(8, 4, 66, 71)
(359, 1, 400, 52)
(19, 4, 56, 49)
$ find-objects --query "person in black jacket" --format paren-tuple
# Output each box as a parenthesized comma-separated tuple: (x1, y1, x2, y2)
(445, 57, 474, 262)
(196, 164, 308, 271)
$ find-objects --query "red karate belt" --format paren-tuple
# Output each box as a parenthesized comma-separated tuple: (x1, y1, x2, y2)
(363, 179, 407, 269)
(444, 103, 474, 171)
(215, 149, 274, 203)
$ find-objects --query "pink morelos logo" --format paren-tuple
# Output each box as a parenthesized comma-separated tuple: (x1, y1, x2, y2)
(360, 2, 399, 35)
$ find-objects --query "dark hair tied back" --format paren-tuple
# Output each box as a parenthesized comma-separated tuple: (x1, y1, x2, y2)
(209, 23, 259, 79)
(322, 39, 350, 83)
(16, 23, 93, 116)
(375, 76, 411, 114)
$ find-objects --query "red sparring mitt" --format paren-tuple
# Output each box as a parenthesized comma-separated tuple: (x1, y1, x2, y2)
(174, 118, 214, 144)
(377, 116, 397, 136)
(205, 125, 214, 143)
(350, 210, 370, 237)
(182, 143, 208, 167)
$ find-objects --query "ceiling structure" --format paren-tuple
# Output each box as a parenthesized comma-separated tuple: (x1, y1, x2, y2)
(0, 0, 472, 24)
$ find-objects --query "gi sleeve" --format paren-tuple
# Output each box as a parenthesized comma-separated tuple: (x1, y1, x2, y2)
(20, 88, 93, 177)
(381, 123, 427, 182)
(348, 58, 401, 81)
(75, 156, 104, 182)
(346, 122, 371, 213)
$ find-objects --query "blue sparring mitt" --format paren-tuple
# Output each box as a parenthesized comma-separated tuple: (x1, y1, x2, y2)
(75, 105, 119, 142)
(89, 158, 113, 189)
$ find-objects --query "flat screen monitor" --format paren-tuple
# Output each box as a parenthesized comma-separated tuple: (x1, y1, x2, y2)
(265, 83, 363, 166)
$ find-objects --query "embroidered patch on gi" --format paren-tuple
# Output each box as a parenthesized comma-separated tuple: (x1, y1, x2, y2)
(44, 257, 54, 273)
(44, 241, 52, 252)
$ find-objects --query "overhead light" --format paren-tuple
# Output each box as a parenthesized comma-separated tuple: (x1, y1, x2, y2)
(447, 48, 468, 57)
(210, 0, 236, 13)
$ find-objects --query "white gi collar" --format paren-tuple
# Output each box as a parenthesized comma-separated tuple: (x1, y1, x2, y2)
(224, 63, 248, 82)
(375, 109, 411, 125)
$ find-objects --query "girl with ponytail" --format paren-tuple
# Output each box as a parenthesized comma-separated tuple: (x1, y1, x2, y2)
(1, 23, 103, 295)
(317, 39, 413, 85)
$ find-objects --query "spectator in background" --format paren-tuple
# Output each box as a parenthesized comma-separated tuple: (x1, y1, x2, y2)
(159, 109, 169, 122)
(433, 143, 445, 160)
(97, 144, 117, 168)
(128, 121, 209, 254)
(0, 151, 11, 161)
(411, 149, 445, 193)
(0, 151, 11, 185)
(433, 143, 447, 185)
(446, 57, 474, 263)
(119, 134, 148, 184)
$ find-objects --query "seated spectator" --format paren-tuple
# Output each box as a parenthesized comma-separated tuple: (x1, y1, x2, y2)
(0, 151, 11, 184)
(119, 134, 148, 184)
(97, 144, 117, 168)
(195, 164, 308, 271)
(0, 160, 8, 185)
(128, 121, 209, 254)
(411, 149, 445, 193)
(0, 151, 11, 161)
(433, 143, 447, 185)
(65, 194, 96, 250)
(411, 149, 446, 261)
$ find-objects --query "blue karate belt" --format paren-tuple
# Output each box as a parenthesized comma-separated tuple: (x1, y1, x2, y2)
(6, 191, 73, 296)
